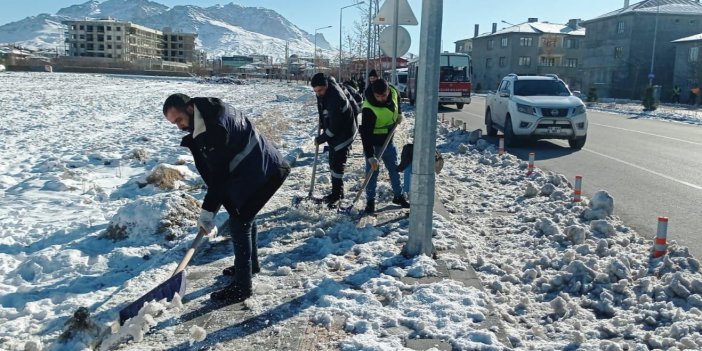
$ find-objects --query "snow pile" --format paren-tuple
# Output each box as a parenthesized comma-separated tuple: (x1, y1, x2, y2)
(434, 118, 702, 349)
(102, 192, 200, 242)
(588, 100, 702, 125)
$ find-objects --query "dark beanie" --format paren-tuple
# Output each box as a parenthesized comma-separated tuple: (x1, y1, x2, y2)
(371, 78, 389, 95)
(310, 73, 328, 88)
(163, 93, 190, 115)
(368, 69, 378, 78)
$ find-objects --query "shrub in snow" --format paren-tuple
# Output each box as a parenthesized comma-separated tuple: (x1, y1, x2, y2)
(144, 164, 194, 190)
(102, 192, 199, 242)
(124, 148, 148, 162)
(189, 325, 207, 343)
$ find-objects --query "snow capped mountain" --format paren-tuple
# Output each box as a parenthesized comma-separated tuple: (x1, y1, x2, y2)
(0, 0, 332, 59)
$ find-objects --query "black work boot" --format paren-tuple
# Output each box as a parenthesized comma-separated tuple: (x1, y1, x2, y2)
(210, 282, 252, 303)
(323, 178, 344, 208)
(392, 194, 410, 208)
(364, 199, 375, 214)
(222, 265, 260, 276)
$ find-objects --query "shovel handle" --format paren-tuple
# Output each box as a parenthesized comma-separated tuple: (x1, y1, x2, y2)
(171, 228, 208, 277)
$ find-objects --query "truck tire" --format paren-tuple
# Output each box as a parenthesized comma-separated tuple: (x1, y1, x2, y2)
(504, 117, 521, 147)
(569, 135, 587, 150)
(485, 109, 498, 136)
(456, 103, 464, 109)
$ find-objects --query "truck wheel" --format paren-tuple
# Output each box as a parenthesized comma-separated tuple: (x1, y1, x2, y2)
(456, 103, 464, 109)
(485, 109, 498, 136)
(504, 117, 521, 147)
(569, 135, 587, 150)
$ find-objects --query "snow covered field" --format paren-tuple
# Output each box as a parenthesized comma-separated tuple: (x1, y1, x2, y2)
(1, 71, 701, 351)
(0, 72, 316, 349)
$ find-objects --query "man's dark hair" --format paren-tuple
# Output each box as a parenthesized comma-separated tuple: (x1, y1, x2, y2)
(310, 73, 328, 88)
(368, 69, 378, 78)
(163, 93, 191, 115)
(371, 78, 389, 95)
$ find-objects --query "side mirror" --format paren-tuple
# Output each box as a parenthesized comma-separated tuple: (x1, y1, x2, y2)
(499, 90, 511, 98)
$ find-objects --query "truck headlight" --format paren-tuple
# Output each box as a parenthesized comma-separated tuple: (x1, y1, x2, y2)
(517, 103, 536, 116)
(573, 105, 586, 116)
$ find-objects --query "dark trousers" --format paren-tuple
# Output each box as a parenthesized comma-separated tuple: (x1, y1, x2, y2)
(222, 163, 290, 292)
(328, 146, 349, 195)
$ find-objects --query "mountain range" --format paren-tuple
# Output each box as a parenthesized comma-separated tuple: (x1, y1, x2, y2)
(0, 0, 333, 60)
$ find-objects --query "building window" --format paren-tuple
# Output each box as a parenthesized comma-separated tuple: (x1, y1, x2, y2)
(87, 44, 94, 50)
(87, 25, 93, 32)
(98, 35, 104, 42)
(178, 36, 183, 40)
(614, 47, 624, 58)
(80, 43, 85, 48)
(178, 44, 183, 48)
(486, 58, 493, 68)
(107, 44, 112, 50)
(86, 34, 93, 41)
(116, 26, 121, 31)
(617, 21, 625, 34)
(565, 58, 578, 67)
(79, 25, 84, 30)
(116, 36, 121, 41)
(79, 34, 85, 39)
(107, 54, 112, 58)
(99, 44, 104, 51)
(171, 35, 177, 41)
(71, 25, 76, 30)
(501, 37, 508, 47)
(518, 56, 531, 66)
(565, 38, 579, 49)
(72, 43, 77, 48)
(178, 51, 183, 56)
(520, 37, 533, 47)
(542, 38, 557, 47)
(540, 57, 555, 66)
(487, 39, 494, 49)
(116, 44, 122, 49)
(107, 35, 112, 40)
(690, 47, 699, 62)
(499, 56, 507, 66)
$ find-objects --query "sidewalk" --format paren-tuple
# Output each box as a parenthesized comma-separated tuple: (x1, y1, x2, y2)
(114, 140, 511, 350)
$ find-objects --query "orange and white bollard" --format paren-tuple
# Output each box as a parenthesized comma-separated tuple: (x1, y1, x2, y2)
(572, 176, 583, 202)
(527, 152, 535, 175)
(498, 137, 505, 156)
(653, 217, 669, 258)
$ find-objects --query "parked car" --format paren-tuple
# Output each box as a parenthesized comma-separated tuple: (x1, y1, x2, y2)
(485, 74, 588, 149)
(0, 64, 6, 72)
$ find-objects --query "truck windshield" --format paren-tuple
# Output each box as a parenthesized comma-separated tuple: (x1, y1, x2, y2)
(514, 80, 570, 96)
(439, 55, 470, 82)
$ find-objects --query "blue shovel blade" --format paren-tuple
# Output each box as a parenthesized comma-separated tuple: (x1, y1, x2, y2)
(118, 271, 186, 325)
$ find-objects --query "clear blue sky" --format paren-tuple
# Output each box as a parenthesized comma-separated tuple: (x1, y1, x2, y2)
(1, 0, 625, 54)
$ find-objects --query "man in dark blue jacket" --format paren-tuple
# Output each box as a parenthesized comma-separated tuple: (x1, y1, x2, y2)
(311, 73, 358, 208)
(163, 94, 290, 303)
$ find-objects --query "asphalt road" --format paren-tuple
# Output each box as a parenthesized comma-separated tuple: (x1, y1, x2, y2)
(442, 96, 702, 260)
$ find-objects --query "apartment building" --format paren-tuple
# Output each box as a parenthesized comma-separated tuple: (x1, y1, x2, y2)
(581, 0, 702, 99)
(466, 18, 585, 92)
(63, 19, 199, 65)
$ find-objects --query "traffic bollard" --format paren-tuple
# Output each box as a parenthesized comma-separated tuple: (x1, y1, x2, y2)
(573, 176, 583, 202)
(527, 152, 535, 175)
(653, 217, 669, 258)
(498, 137, 504, 156)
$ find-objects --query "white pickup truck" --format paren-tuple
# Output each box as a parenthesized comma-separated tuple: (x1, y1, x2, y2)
(485, 74, 588, 149)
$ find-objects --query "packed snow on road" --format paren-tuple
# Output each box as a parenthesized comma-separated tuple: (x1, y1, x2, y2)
(0, 72, 701, 351)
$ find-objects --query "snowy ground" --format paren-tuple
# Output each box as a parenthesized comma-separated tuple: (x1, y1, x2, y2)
(1, 72, 701, 351)
(587, 99, 702, 126)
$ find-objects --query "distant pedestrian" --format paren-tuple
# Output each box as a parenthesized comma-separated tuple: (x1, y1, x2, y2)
(691, 85, 701, 106)
(397, 143, 444, 196)
(672, 85, 681, 104)
(364, 69, 379, 98)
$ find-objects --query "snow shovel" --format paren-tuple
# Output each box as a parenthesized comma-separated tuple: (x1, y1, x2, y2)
(116, 227, 208, 325)
(293, 129, 324, 206)
(339, 126, 397, 214)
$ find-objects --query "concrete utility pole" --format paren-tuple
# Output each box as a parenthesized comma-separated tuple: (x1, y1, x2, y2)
(365, 0, 373, 80)
(649, 0, 660, 86)
(403, 0, 442, 257)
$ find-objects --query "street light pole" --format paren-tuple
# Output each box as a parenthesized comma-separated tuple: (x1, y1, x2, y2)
(340, 2, 365, 80)
(649, 0, 660, 86)
(314, 25, 332, 74)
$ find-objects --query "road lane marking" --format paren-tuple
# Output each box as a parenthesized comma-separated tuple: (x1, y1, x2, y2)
(581, 147, 702, 191)
(590, 123, 702, 146)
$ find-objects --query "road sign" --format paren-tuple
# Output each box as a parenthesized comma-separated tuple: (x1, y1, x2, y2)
(379, 26, 411, 57)
(373, 0, 418, 25)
